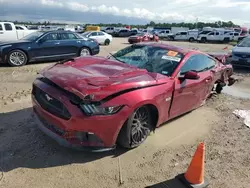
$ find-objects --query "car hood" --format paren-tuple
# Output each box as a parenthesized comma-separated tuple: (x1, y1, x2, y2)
(232, 46, 250, 54)
(40, 56, 169, 101)
(0, 40, 31, 46)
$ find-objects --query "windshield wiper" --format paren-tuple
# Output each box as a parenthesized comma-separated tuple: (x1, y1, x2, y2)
(108, 53, 127, 64)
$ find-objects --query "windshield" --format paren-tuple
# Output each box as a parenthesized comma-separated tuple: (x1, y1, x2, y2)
(21, 31, 44, 41)
(237, 37, 250, 47)
(111, 45, 184, 76)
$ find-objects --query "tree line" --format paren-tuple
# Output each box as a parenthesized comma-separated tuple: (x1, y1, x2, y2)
(0, 20, 241, 29)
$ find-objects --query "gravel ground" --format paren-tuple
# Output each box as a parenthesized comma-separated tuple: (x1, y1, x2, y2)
(0, 38, 250, 188)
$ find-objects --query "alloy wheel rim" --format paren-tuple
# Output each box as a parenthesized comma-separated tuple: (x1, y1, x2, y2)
(131, 107, 150, 145)
(80, 49, 90, 56)
(9, 52, 25, 65)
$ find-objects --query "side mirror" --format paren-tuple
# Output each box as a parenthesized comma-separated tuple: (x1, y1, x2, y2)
(179, 71, 200, 80)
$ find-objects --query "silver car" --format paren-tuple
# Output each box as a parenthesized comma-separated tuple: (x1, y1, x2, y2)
(231, 36, 250, 68)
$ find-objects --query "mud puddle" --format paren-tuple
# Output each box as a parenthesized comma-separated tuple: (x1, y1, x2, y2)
(223, 78, 250, 99)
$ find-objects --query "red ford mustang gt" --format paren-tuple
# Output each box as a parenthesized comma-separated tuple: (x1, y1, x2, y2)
(128, 33, 159, 44)
(32, 43, 235, 151)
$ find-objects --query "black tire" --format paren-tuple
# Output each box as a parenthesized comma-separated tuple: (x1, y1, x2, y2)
(215, 84, 223, 94)
(223, 38, 230, 43)
(7, 50, 28, 67)
(201, 37, 207, 43)
(117, 106, 153, 149)
(78, 47, 91, 56)
(104, 39, 110, 45)
(189, 37, 195, 42)
(169, 36, 174, 41)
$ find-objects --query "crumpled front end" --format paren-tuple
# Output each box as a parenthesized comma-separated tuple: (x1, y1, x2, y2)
(31, 77, 132, 152)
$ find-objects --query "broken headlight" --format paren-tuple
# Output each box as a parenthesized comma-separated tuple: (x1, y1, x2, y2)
(80, 104, 124, 115)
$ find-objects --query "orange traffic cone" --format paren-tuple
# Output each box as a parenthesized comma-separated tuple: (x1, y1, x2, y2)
(177, 142, 209, 188)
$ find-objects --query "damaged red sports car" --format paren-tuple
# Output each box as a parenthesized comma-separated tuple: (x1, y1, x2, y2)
(32, 43, 235, 151)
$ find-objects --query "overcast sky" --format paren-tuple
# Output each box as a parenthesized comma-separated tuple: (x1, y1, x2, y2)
(0, 0, 250, 26)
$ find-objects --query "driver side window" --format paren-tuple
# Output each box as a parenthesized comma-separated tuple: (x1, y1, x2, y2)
(41, 33, 58, 42)
(180, 54, 216, 75)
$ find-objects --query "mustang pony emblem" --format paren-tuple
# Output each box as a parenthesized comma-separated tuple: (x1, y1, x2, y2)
(45, 94, 53, 101)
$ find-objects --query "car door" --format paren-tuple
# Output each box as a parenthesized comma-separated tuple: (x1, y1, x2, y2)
(89, 32, 99, 42)
(97, 32, 106, 44)
(174, 32, 182, 40)
(30, 32, 62, 60)
(57, 32, 80, 56)
(207, 32, 215, 41)
(169, 54, 214, 119)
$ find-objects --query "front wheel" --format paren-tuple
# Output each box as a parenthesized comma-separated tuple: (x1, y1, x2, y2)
(117, 106, 153, 149)
(7, 50, 28, 67)
(79, 47, 91, 56)
(201, 37, 207, 43)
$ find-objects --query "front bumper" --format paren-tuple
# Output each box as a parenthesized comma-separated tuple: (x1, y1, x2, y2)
(33, 110, 115, 152)
(91, 45, 100, 55)
(231, 55, 250, 68)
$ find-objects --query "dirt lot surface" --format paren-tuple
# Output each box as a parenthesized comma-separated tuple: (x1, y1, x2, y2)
(0, 38, 250, 188)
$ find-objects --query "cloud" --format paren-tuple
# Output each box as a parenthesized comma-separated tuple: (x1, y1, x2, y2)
(0, 0, 249, 27)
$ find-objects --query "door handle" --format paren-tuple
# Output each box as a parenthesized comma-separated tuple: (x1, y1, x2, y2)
(76, 41, 81, 43)
(54, 42, 60, 45)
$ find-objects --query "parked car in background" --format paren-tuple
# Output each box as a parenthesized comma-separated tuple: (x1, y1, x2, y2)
(0, 22, 37, 42)
(168, 30, 199, 42)
(15, 25, 30, 30)
(32, 43, 235, 151)
(81, 31, 112, 45)
(231, 36, 250, 68)
(128, 33, 159, 44)
(197, 31, 231, 43)
(0, 30, 99, 66)
(113, 29, 132, 37)
(158, 30, 171, 39)
(228, 32, 240, 41)
(105, 27, 116, 34)
(130, 29, 139, 36)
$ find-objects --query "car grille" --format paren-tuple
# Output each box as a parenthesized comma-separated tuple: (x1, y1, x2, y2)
(32, 85, 71, 120)
(35, 109, 65, 136)
(233, 53, 250, 58)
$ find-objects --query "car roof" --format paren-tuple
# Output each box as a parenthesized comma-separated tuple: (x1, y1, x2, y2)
(136, 42, 191, 54)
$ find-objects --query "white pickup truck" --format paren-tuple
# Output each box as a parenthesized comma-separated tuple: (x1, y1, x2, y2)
(197, 30, 233, 43)
(168, 30, 199, 42)
(0, 22, 36, 43)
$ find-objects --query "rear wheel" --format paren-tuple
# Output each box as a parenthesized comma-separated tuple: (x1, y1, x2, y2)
(169, 36, 174, 41)
(79, 47, 91, 56)
(189, 37, 195, 42)
(104, 39, 110, 45)
(8, 50, 28, 67)
(117, 106, 153, 149)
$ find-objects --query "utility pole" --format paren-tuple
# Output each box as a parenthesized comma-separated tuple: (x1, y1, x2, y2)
(195, 17, 198, 29)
